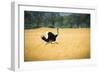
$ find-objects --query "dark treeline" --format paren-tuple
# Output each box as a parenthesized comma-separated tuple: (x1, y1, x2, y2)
(24, 11, 90, 29)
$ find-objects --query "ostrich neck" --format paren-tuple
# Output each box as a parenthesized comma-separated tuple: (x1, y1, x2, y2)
(57, 28, 59, 35)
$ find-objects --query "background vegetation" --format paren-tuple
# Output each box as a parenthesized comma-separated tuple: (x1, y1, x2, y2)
(24, 11, 90, 29)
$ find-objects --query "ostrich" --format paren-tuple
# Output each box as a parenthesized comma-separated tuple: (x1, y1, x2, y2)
(41, 28, 59, 44)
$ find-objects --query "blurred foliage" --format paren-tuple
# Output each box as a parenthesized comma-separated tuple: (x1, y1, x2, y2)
(24, 11, 90, 29)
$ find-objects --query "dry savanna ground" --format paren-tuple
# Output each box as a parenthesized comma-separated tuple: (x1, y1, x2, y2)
(24, 28, 90, 61)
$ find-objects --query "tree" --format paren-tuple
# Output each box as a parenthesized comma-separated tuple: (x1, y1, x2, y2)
(24, 11, 90, 29)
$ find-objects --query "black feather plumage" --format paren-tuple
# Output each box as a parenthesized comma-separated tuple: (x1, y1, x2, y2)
(41, 28, 59, 43)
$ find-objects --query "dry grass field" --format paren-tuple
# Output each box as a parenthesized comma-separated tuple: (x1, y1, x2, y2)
(24, 28, 90, 61)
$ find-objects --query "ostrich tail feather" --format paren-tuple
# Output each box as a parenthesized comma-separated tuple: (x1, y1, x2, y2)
(41, 36, 48, 42)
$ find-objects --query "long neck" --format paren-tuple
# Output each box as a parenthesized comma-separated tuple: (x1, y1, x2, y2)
(57, 28, 59, 35)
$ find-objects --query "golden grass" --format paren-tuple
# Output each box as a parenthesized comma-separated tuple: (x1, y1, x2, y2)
(24, 28, 90, 61)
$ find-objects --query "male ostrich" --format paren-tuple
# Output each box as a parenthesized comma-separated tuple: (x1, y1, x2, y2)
(41, 28, 59, 44)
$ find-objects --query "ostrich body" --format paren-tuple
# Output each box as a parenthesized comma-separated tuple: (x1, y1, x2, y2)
(41, 28, 59, 43)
